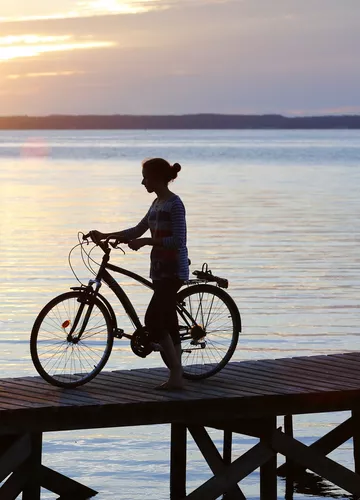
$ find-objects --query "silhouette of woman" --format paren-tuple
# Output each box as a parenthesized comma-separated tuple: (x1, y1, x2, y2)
(90, 158, 189, 390)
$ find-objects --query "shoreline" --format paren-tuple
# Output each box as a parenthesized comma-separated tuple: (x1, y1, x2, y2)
(1, 113, 360, 130)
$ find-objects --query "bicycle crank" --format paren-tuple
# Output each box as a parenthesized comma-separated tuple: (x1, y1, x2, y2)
(130, 328, 153, 358)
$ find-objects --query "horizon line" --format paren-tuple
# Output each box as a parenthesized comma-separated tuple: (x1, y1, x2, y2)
(1, 113, 360, 119)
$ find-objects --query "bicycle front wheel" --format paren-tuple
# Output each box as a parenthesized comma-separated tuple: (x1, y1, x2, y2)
(30, 291, 114, 388)
(176, 284, 241, 380)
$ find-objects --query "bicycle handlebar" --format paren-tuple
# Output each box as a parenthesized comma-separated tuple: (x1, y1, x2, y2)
(83, 232, 123, 252)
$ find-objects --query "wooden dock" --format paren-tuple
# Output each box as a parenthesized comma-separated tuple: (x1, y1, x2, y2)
(2, 352, 360, 499)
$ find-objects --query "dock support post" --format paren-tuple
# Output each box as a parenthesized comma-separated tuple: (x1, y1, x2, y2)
(222, 430, 232, 499)
(284, 414, 295, 499)
(260, 417, 277, 500)
(223, 430, 232, 466)
(284, 415, 294, 468)
(22, 433, 42, 500)
(170, 423, 187, 500)
(352, 410, 360, 474)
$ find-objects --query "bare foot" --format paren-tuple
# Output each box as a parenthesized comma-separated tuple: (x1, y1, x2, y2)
(155, 381, 185, 391)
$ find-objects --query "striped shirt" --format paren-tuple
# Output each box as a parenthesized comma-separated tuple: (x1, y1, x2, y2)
(122, 194, 189, 280)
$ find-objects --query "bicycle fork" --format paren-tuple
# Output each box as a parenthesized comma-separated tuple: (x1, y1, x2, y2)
(68, 280, 101, 342)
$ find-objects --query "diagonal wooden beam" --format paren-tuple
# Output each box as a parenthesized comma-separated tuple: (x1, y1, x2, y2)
(270, 428, 360, 496)
(0, 461, 32, 499)
(278, 416, 353, 475)
(185, 441, 275, 500)
(188, 425, 245, 499)
(311, 417, 352, 454)
(0, 434, 31, 483)
(39, 465, 98, 498)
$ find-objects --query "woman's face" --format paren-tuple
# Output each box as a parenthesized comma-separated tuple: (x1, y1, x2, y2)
(141, 168, 162, 193)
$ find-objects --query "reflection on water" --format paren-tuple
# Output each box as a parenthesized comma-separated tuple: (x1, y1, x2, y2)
(1, 130, 360, 498)
(283, 471, 352, 499)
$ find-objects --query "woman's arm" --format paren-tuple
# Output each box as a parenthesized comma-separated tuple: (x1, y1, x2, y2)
(128, 236, 162, 250)
(90, 209, 150, 243)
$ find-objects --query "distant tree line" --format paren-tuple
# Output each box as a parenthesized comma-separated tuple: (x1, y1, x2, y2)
(0, 114, 360, 130)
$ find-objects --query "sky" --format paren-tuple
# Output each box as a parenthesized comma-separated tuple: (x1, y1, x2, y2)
(0, 0, 359, 116)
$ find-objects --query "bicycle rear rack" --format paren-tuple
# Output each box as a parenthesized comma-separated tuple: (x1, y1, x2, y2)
(192, 263, 229, 289)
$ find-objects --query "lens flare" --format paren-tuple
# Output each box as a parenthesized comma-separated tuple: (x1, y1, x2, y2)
(20, 137, 50, 158)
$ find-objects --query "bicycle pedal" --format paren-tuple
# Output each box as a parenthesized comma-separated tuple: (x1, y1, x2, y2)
(190, 340, 206, 349)
(114, 328, 124, 339)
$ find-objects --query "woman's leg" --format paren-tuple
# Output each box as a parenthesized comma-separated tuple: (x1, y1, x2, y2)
(159, 279, 184, 387)
(145, 279, 184, 389)
(159, 333, 184, 388)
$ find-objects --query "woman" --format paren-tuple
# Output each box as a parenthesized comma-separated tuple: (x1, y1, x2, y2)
(90, 158, 189, 390)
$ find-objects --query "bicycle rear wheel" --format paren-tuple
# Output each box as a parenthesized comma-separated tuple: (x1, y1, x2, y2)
(175, 284, 241, 380)
(30, 291, 113, 388)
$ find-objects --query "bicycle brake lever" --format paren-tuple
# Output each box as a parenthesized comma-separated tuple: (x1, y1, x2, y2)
(82, 233, 90, 245)
(110, 240, 119, 249)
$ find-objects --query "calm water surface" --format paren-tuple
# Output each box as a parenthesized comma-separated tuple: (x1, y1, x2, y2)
(0, 130, 359, 498)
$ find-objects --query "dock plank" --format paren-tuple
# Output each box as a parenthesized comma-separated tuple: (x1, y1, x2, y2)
(219, 362, 323, 394)
(1, 353, 360, 431)
(253, 359, 360, 390)
(275, 357, 360, 384)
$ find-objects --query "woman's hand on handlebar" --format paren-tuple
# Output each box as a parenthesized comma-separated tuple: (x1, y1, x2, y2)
(83, 230, 105, 245)
(83, 230, 127, 249)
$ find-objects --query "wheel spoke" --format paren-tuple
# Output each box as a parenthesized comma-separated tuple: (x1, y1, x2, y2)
(31, 292, 113, 387)
(176, 285, 240, 379)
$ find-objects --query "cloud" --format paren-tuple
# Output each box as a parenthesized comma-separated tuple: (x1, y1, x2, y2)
(0, 0, 235, 24)
(0, 34, 116, 61)
(0, 0, 162, 23)
(6, 71, 84, 79)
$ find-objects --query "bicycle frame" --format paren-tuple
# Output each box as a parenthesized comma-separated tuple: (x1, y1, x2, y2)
(70, 245, 196, 343)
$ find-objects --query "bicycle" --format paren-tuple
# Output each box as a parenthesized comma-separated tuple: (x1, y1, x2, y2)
(30, 233, 241, 388)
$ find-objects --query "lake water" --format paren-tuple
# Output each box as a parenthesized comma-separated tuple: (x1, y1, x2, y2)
(0, 129, 360, 498)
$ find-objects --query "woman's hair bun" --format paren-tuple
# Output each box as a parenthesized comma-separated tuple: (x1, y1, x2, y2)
(172, 162, 181, 173)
